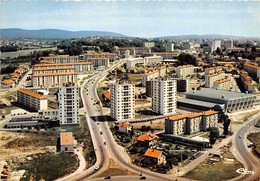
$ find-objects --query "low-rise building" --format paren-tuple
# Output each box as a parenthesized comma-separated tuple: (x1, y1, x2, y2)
(60, 132, 74, 152)
(144, 148, 166, 165)
(17, 88, 48, 111)
(244, 62, 260, 82)
(137, 133, 158, 147)
(118, 122, 132, 134)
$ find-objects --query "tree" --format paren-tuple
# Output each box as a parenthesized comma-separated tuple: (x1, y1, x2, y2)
(2, 115, 5, 119)
(223, 117, 231, 135)
(177, 53, 197, 66)
(209, 127, 219, 145)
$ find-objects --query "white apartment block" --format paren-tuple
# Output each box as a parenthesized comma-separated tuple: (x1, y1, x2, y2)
(41, 55, 79, 63)
(205, 67, 223, 75)
(152, 79, 177, 115)
(126, 56, 163, 69)
(144, 52, 179, 59)
(33, 62, 93, 74)
(205, 71, 226, 88)
(213, 78, 232, 91)
(58, 84, 79, 125)
(244, 62, 260, 81)
(84, 52, 116, 61)
(176, 65, 194, 78)
(224, 40, 233, 48)
(211, 40, 221, 51)
(119, 47, 151, 56)
(144, 56, 163, 65)
(165, 110, 218, 135)
(142, 66, 167, 86)
(144, 42, 155, 48)
(165, 115, 186, 135)
(86, 58, 110, 67)
(17, 88, 48, 111)
(126, 57, 144, 69)
(183, 42, 193, 50)
(165, 42, 174, 52)
(110, 83, 135, 121)
(32, 72, 78, 88)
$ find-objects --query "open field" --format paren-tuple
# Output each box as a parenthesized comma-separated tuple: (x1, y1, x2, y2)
(184, 150, 243, 181)
(128, 74, 143, 82)
(247, 132, 260, 157)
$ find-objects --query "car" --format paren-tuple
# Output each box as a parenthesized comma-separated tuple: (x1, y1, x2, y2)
(239, 135, 242, 138)
(104, 141, 106, 145)
(94, 166, 99, 170)
(140, 176, 146, 180)
(104, 175, 111, 179)
(100, 131, 102, 135)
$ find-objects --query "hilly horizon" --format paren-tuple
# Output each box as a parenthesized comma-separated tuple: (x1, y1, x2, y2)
(0, 28, 258, 40)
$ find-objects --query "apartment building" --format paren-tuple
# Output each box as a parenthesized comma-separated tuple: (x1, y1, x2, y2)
(85, 58, 109, 67)
(33, 62, 93, 74)
(32, 72, 78, 88)
(205, 66, 222, 75)
(213, 78, 232, 91)
(176, 65, 194, 78)
(142, 66, 167, 86)
(17, 88, 48, 111)
(240, 70, 254, 93)
(58, 84, 79, 125)
(152, 79, 177, 115)
(144, 42, 155, 48)
(211, 40, 221, 52)
(165, 110, 218, 135)
(165, 42, 174, 52)
(126, 56, 163, 69)
(205, 71, 226, 88)
(83, 52, 116, 61)
(41, 55, 79, 63)
(244, 62, 260, 82)
(110, 83, 135, 121)
(118, 47, 151, 56)
(171, 78, 189, 92)
(144, 52, 179, 59)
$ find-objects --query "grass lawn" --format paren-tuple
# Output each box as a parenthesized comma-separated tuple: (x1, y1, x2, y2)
(184, 157, 242, 181)
(247, 132, 260, 156)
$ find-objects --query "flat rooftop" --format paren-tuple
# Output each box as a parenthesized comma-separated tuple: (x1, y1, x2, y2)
(186, 89, 256, 101)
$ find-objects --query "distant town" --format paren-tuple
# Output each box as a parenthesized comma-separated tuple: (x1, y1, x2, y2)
(0, 34, 260, 181)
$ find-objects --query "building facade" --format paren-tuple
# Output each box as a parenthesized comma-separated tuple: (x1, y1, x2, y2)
(152, 79, 177, 115)
(165, 42, 174, 52)
(58, 84, 79, 125)
(176, 65, 194, 78)
(17, 88, 48, 111)
(165, 110, 218, 135)
(213, 78, 232, 91)
(142, 66, 167, 86)
(205, 71, 226, 88)
(110, 83, 135, 121)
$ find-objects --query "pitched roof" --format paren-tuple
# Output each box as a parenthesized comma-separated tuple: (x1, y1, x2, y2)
(137, 133, 158, 142)
(103, 90, 110, 99)
(17, 88, 47, 99)
(144, 148, 162, 159)
(60, 132, 74, 146)
(168, 114, 187, 121)
(203, 110, 218, 116)
(118, 122, 131, 128)
(32, 72, 77, 77)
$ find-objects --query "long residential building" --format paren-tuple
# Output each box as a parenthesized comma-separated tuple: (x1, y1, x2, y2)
(176, 65, 194, 78)
(142, 66, 167, 86)
(213, 78, 232, 91)
(33, 62, 93, 74)
(85, 58, 109, 67)
(240, 70, 254, 93)
(244, 62, 260, 82)
(58, 84, 79, 125)
(110, 82, 135, 121)
(165, 110, 218, 135)
(118, 47, 151, 56)
(41, 55, 80, 63)
(152, 78, 177, 115)
(205, 71, 226, 88)
(17, 88, 48, 111)
(32, 72, 78, 88)
(144, 52, 179, 59)
(83, 52, 116, 61)
(126, 56, 163, 69)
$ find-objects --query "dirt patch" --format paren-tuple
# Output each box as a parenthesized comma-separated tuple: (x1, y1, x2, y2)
(94, 158, 137, 178)
(0, 131, 56, 161)
(247, 132, 260, 157)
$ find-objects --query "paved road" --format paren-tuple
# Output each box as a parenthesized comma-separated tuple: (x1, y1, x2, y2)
(232, 115, 260, 181)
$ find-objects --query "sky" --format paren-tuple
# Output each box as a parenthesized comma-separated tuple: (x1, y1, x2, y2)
(0, 0, 260, 38)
